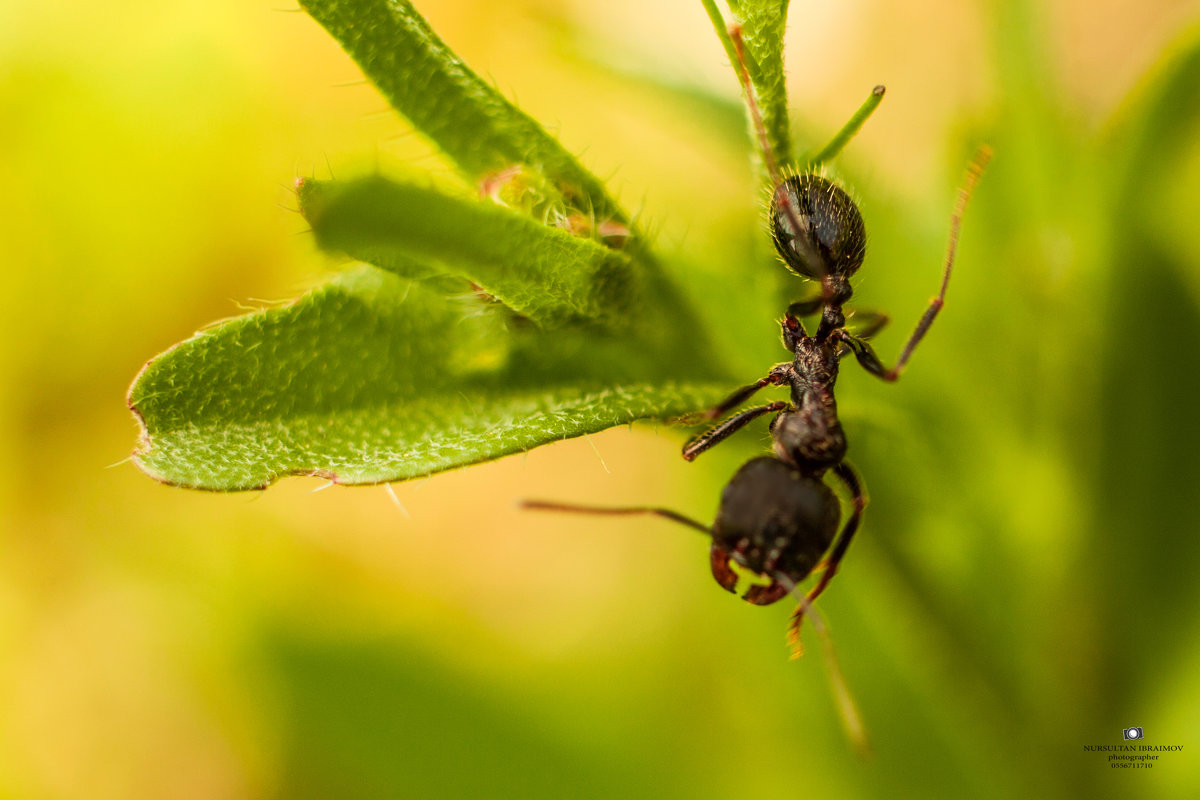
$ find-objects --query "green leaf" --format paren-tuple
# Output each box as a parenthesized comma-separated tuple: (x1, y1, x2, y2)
(128, 267, 727, 491)
(127, 0, 734, 491)
(806, 85, 886, 167)
(298, 0, 627, 226)
(1104, 19, 1200, 200)
(297, 176, 638, 326)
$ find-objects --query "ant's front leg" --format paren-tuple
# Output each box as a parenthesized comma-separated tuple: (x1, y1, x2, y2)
(683, 401, 789, 462)
(835, 311, 889, 359)
(786, 286, 826, 320)
(835, 300, 941, 382)
(836, 330, 895, 381)
(842, 147, 990, 381)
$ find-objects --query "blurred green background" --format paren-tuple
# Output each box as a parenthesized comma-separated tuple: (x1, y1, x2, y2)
(3, 0, 1200, 797)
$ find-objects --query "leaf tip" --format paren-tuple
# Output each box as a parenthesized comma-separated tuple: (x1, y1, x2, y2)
(126, 358, 154, 443)
(294, 176, 326, 224)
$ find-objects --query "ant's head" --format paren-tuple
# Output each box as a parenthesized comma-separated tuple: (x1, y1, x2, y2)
(770, 174, 866, 283)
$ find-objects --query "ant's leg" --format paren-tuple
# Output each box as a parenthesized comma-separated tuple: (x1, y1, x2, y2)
(841, 147, 990, 382)
(786, 461, 866, 657)
(838, 331, 889, 379)
(521, 500, 712, 536)
(683, 401, 788, 462)
(848, 310, 889, 340)
(697, 365, 791, 422)
(523, 501, 735, 595)
(787, 293, 825, 320)
(809, 85, 887, 167)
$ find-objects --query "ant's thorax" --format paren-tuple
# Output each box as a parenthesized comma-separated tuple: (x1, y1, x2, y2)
(786, 333, 841, 400)
(773, 297, 848, 475)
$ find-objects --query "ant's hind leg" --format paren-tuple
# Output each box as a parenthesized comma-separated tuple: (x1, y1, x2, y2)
(787, 461, 867, 656)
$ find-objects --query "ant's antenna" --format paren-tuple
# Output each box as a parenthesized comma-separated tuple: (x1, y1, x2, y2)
(520, 500, 713, 537)
(723, 25, 830, 286)
(726, 24, 853, 295)
(727, 25, 782, 185)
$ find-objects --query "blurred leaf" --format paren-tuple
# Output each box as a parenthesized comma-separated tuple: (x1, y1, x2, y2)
(266, 630, 673, 800)
(298, 176, 638, 326)
(297, 0, 628, 225)
(1088, 19, 1200, 707)
(128, 267, 727, 490)
(1103, 19, 1200, 203)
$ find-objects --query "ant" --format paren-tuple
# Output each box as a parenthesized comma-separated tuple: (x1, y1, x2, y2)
(526, 19, 989, 658)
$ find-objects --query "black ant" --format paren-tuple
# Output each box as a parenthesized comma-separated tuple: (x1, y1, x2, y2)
(526, 21, 989, 658)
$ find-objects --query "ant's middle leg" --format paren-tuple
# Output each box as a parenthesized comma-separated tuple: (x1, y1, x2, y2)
(683, 401, 789, 462)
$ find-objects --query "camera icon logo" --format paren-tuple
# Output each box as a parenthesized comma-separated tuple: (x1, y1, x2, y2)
(1123, 727, 1144, 741)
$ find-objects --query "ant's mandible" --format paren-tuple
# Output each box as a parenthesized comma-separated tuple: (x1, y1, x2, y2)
(527, 19, 989, 658)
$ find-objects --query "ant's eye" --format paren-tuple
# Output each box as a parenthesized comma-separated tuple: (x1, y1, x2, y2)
(770, 175, 866, 279)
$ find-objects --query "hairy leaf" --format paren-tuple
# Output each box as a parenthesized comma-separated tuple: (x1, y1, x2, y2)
(298, 176, 637, 326)
(298, 0, 627, 225)
(704, 0, 792, 174)
(129, 267, 728, 491)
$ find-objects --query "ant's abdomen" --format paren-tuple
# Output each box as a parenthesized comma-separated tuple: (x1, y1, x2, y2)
(770, 174, 866, 279)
